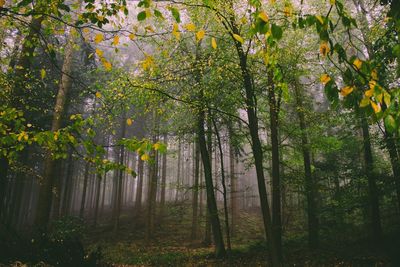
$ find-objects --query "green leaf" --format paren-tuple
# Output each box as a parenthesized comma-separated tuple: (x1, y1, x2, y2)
(170, 7, 180, 23)
(137, 11, 147, 21)
(384, 115, 397, 133)
(271, 24, 283, 40)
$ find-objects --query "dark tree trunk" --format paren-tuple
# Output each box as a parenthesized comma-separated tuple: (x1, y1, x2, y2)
(79, 162, 90, 218)
(191, 137, 200, 240)
(134, 155, 144, 216)
(160, 134, 168, 220)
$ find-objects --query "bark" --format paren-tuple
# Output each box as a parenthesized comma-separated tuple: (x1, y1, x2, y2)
(197, 105, 226, 258)
(267, 71, 282, 257)
(212, 118, 231, 252)
(175, 141, 182, 202)
(232, 25, 281, 266)
(294, 82, 319, 248)
(134, 155, 144, 216)
(361, 116, 382, 241)
(93, 173, 102, 226)
(203, 112, 213, 246)
(159, 134, 168, 220)
(34, 25, 76, 228)
(384, 131, 400, 211)
(191, 138, 200, 240)
(79, 162, 90, 218)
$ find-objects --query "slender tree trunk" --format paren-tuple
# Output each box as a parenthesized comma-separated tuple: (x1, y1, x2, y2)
(159, 134, 168, 220)
(197, 105, 226, 258)
(191, 137, 200, 240)
(79, 162, 90, 218)
(294, 82, 319, 248)
(134, 155, 144, 216)
(384, 131, 400, 211)
(93, 173, 102, 226)
(34, 24, 76, 229)
(175, 141, 182, 202)
(361, 116, 382, 241)
(212, 118, 231, 252)
(61, 152, 74, 216)
(229, 128, 238, 236)
(204, 112, 213, 246)
(232, 26, 281, 266)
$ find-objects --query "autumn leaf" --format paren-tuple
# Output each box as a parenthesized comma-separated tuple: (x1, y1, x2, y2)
(40, 69, 46, 79)
(95, 48, 103, 57)
(211, 37, 217, 49)
(319, 41, 330, 57)
(320, 74, 331, 84)
(371, 69, 378, 80)
(0, 0, 5, 8)
(233, 34, 244, 44)
(340, 85, 354, 97)
(283, 5, 293, 17)
(316, 15, 324, 24)
(365, 88, 374, 97)
(103, 60, 112, 71)
(370, 101, 381, 113)
(141, 153, 150, 161)
(353, 58, 362, 70)
(153, 143, 161, 150)
(112, 35, 120, 46)
(196, 29, 205, 42)
(126, 118, 133, 126)
(384, 92, 391, 107)
(94, 33, 104, 44)
(185, 23, 196, 31)
(360, 97, 370, 107)
(258, 11, 269, 23)
(172, 23, 180, 40)
(330, 0, 336, 5)
(129, 33, 136, 40)
(95, 92, 102, 98)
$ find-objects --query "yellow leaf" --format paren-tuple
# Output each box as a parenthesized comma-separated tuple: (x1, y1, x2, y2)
(27, 123, 32, 128)
(258, 11, 269, 23)
(360, 97, 370, 107)
(365, 88, 374, 97)
(94, 33, 104, 44)
(185, 23, 196, 31)
(172, 23, 180, 40)
(126, 118, 133, 126)
(369, 80, 376, 90)
(112, 35, 120, 46)
(340, 85, 354, 97)
(129, 33, 136, 40)
(145, 25, 155, 33)
(145, 8, 152, 18)
(97, 15, 104, 22)
(320, 74, 331, 84)
(0, 0, 5, 8)
(196, 29, 205, 42)
(233, 33, 244, 44)
(353, 58, 362, 70)
(384, 92, 391, 107)
(95, 92, 102, 98)
(370, 101, 381, 113)
(142, 55, 154, 71)
(103, 60, 112, 71)
(330, 0, 336, 5)
(153, 143, 161, 150)
(316, 15, 324, 24)
(319, 41, 330, 57)
(376, 93, 383, 103)
(211, 37, 217, 49)
(283, 5, 293, 17)
(40, 69, 46, 79)
(141, 153, 150, 161)
(95, 48, 103, 57)
(371, 69, 378, 80)
(83, 28, 90, 34)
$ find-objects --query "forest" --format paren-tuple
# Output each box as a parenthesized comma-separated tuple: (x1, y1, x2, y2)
(0, 0, 399, 266)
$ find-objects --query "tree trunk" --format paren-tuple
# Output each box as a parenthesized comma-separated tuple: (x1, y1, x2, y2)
(159, 134, 168, 220)
(384, 130, 400, 211)
(361, 116, 382, 241)
(294, 82, 319, 248)
(191, 137, 200, 240)
(175, 141, 182, 202)
(229, 127, 238, 236)
(134, 155, 144, 216)
(79, 162, 90, 218)
(197, 105, 226, 258)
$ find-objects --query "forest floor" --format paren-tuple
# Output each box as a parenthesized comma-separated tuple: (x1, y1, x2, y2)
(82, 203, 399, 267)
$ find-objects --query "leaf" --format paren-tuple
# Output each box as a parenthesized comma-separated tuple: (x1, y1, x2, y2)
(95, 48, 103, 57)
(360, 97, 370, 107)
(370, 101, 381, 113)
(0, 0, 5, 8)
(112, 35, 119, 46)
(330, 0, 336, 4)
(129, 33, 136, 40)
(371, 69, 378, 80)
(196, 29, 205, 42)
(258, 11, 269, 22)
(103, 60, 112, 71)
(170, 7, 180, 23)
(172, 23, 180, 40)
(95, 92, 102, 98)
(340, 85, 354, 96)
(233, 33, 244, 44)
(40, 69, 46, 79)
(319, 41, 330, 57)
(141, 153, 150, 161)
(126, 118, 133, 126)
(94, 33, 104, 43)
(384, 92, 391, 107)
(137, 11, 147, 21)
(353, 58, 362, 70)
(316, 15, 324, 24)
(320, 74, 331, 84)
(384, 115, 397, 133)
(185, 23, 196, 31)
(271, 24, 283, 40)
(211, 37, 217, 49)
